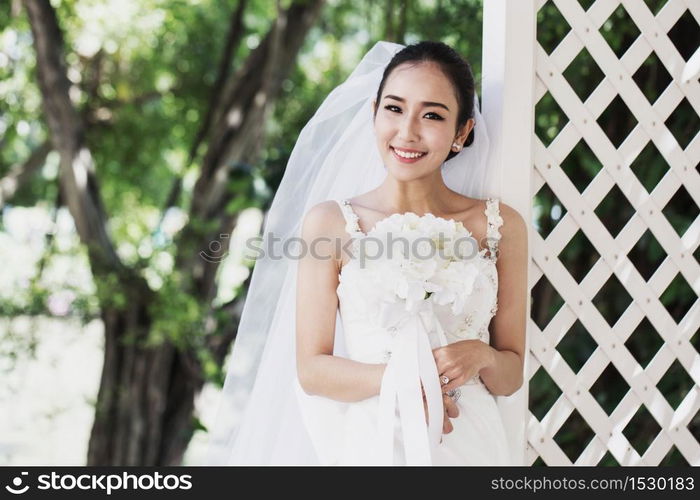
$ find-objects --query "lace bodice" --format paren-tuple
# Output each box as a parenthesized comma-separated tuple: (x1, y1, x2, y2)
(335, 198, 503, 365)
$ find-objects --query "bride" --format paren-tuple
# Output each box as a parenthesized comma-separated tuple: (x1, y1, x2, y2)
(206, 40, 528, 465)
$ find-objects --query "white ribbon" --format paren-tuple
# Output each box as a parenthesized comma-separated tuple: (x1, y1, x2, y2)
(376, 299, 449, 465)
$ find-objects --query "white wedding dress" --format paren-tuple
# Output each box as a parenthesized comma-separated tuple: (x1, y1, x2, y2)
(293, 197, 513, 465)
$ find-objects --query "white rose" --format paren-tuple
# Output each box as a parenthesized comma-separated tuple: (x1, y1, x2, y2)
(451, 233, 480, 261)
(430, 261, 479, 314)
(396, 277, 428, 311)
(402, 212, 422, 231)
(376, 214, 404, 234)
(419, 215, 458, 240)
(402, 256, 437, 282)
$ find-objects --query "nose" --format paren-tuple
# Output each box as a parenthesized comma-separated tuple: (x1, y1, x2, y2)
(397, 112, 420, 142)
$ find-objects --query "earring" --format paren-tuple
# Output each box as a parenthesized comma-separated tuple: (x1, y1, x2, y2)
(452, 142, 462, 152)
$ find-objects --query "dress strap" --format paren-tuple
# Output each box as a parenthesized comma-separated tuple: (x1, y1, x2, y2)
(484, 197, 503, 262)
(335, 199, 364, 237)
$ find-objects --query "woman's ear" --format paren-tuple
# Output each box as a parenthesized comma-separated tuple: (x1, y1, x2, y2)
(456, 118, 475, 144)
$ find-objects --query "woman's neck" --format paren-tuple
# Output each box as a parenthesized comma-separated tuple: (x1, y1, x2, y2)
(374, 173, 455, 216)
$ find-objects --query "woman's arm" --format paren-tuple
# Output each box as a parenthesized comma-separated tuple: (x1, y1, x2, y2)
(478, 202, 528, 396)
(435, 203, 528, 397)
(295, 201, 387, 402)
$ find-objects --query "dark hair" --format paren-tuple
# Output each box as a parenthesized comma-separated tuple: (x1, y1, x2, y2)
(372, 41, 476, 163)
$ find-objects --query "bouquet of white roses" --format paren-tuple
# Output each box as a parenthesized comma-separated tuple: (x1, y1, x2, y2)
(352, 212, 485, 315)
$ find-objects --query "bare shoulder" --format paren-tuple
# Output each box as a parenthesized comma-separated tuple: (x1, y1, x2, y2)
(301, 200, 346, 240)
(495, 200, 528, 258)
(497, 200, 527, 232)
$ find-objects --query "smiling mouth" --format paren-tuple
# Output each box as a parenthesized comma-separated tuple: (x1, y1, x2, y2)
(391, 147, 427, 159)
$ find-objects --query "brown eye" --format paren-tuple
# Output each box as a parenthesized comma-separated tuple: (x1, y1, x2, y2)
(384, 105, 443, 121)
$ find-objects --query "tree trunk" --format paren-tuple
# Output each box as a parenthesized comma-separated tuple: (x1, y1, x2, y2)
(87, 305, 203, 464)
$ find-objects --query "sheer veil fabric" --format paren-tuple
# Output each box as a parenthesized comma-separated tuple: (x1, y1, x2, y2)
(205, 40, 527, 465)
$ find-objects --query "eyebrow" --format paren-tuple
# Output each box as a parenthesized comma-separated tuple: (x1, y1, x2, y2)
(383, 94, 450, 112)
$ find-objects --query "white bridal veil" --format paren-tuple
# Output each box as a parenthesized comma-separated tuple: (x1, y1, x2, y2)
(205, 40, 527, 465)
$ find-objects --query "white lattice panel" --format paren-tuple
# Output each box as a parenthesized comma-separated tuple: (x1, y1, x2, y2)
(529, 0, 700, 465)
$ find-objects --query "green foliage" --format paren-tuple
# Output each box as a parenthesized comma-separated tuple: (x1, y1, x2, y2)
(224, 164, 267, 214)
(192, 415, 208, 433)
(147, 269, 229, 386)
(147, 270, 205, 348)
(93, 272, 128, 309)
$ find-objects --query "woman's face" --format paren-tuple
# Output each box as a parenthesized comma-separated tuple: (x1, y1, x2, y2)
(372, 61, 473, 181)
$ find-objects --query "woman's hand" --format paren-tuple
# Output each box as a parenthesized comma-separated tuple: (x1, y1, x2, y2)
(421, 384, 460, 436)
(441, 393, 459, 436)
(433, 339, 496, 395)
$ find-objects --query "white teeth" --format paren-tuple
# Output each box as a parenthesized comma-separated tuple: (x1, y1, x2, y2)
(393, 148, 426, 159)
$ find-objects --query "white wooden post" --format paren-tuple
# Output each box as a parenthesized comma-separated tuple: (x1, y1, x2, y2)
(481, 0, 537, 466)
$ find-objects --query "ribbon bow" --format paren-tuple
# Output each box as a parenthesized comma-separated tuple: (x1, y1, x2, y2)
(376, 299, 449, 465)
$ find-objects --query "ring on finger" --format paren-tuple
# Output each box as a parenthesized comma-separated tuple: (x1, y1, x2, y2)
(440, 375, 450, 385)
